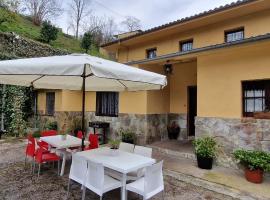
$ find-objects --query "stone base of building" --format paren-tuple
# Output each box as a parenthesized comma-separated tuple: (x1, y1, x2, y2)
(37, 111, 189, 145)
(195, 117, 270, 168)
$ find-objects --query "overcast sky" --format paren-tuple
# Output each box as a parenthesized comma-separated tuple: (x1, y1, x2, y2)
(56, 0, 238, 34)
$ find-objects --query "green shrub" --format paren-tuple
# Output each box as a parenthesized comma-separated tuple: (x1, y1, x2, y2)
(119, 128, 136, 144)
(40, 21, 58, 43)
(32, 130, 41, 138)
(233, 149, 270, 172)
(44, 121, 58, 131)
(193, 136, 217, 158)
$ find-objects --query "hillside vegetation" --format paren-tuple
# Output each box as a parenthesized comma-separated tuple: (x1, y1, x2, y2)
(0, 8, 102, 56)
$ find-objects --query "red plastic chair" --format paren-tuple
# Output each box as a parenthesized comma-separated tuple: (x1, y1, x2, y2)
(34, 147, 60, 177)
(24, 134, 36, 172)
(77, 131, 83, 139)
(38, 130, 57, 150)
(84, 134, 99, 151)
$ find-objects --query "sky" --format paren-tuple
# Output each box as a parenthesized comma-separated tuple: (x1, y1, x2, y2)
(56, 0, 238, 35)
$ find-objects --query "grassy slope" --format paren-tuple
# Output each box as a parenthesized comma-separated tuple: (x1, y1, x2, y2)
(0, 10, 102, 56)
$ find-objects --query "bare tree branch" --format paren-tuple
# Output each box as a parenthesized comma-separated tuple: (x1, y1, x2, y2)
(121, 16, 142, 32)
(82, 14, 118, 46)
(23, 0, 63, 26)
(68, 0, 91, 39)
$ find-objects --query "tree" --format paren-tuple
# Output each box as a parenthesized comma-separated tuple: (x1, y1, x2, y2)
(23, 0, 62, 26)
(69, 0, 90, 39)
(121, 16, 141, 32)
(82, 15, 118, 46)
(81, 31, 93, 53)
(40, 21, 58, 43)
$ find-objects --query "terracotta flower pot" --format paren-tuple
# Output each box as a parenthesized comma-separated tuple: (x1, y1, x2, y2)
(245, 168, 264, 184)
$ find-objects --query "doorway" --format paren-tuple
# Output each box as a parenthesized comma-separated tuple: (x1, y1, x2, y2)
(187, 86, 197, 137)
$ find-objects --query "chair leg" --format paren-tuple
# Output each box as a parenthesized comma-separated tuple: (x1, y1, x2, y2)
(57, 160, 60, 175)
(66, 179, 71, 199)
(33, 161, 36, 174)
(24, 156, 27, 168)
(38, 163, 41, 177)
(162, 190, 165, 200)
(81, 186, 86, 200)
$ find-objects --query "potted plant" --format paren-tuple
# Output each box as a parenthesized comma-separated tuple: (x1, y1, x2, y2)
(32, 130, 41, 138)
(109, 139, 120, 156)
(44, 121, 58, 131)
(167, 121, 180, 140)
(233, 149, 270, 184)
(193, 136, 217, 170)
(119, 128, 136, 144)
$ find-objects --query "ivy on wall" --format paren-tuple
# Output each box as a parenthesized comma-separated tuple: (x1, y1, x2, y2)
(0, 85, 34, 137)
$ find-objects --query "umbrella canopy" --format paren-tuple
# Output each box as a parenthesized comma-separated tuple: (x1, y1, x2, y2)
(0, 54, 167, 149)
(0, 54, 166, 91)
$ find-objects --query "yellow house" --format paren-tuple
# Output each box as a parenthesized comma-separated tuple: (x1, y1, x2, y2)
(38, 0, 270, 166)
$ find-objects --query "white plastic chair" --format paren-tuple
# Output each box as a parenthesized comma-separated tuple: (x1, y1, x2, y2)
(126, 161, 164, 200)
(82, 160, 122, 200)
(66, 154, 88, 198)
(119, 142, 134, 153)
(127, 146, 153, 180)
(134, 146, 152, 158)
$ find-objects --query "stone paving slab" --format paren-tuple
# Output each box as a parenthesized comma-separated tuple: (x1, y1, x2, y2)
(153, 150, 270, 200)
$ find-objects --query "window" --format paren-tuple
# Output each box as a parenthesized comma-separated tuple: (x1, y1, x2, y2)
(146, 48, 157, 59)
(180, 39, 193, 52)
(46, 92, 55, 115)
(225, 28, 244, 42)
(96, 92, 119, 117)
(242, 80, 270, 117)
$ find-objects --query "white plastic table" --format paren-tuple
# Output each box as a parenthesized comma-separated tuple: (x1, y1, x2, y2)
(76, 147, 156, 200)
(40, 135, 89, 176)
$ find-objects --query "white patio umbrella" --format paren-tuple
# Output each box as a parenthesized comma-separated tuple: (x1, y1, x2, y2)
(0, 54, 167, 149)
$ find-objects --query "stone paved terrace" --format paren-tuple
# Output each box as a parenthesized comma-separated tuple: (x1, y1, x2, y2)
(151, 140, 270, 200)
(0, 138, 270, 200)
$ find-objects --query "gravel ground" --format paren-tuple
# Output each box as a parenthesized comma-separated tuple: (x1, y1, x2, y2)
(0, 139, 235, 200)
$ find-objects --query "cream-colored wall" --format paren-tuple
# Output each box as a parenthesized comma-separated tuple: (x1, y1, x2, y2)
(37, 90, 62, 113)
(197, 41, 270, 118)
(38, 89, 148, 114)
(170, 61, 197, 114)
(141, 65, 170, 114)
(117, 10, 270, 63)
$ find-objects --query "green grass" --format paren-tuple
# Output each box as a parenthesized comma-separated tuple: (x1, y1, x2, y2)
(0, 9, 103, 56)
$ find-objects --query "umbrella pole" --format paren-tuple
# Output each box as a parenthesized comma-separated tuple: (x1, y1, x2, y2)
(81, 66, 86, 151)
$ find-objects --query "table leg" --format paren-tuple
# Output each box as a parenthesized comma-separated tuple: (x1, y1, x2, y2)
(121, 173, 127, 200)
(60, 151, 67, 176)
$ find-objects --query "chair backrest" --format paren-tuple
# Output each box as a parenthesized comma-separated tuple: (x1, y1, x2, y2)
(85, 160, 104, 196)
(119, 142, 134, 153)
(35, 147, 45, 163)
(88, 134, 99, 149)
(26, 135, 36, 157)
(134, 146, 152, 158)
(41, 130, 57, 137)
(69, 154, 88, 184)
(144, 161, 164, 197)
(77, 131, 83, 139)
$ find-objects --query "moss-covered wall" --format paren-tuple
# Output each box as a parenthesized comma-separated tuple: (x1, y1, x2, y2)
(0, 32, 69, 59)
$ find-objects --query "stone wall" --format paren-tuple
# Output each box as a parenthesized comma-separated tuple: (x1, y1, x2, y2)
(0, 32, 69, 59)
(195, 117, 270, 168)
(39, 111, 169, 145)
(168, 113, 188, 140)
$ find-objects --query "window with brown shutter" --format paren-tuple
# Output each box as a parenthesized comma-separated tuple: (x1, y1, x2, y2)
(46, 92, 55, 116)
